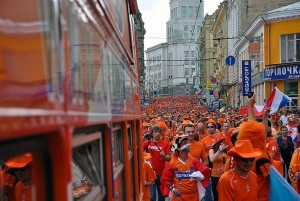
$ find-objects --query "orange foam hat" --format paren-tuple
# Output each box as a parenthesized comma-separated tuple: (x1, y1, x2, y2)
(6, 153, 33, 168)
(237, 120, 266, 151)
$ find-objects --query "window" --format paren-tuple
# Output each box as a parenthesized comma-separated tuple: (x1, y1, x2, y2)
(188, 7, 194, 18)
(184, 51, 189, 57)
(184, 33, 189, 42)
(191, 51, 196, 58)
(72, 129, 106, 200)
(280, 33, 300, 63)
(184, 58, 189, 65)
(181, 6, 187, 18)
(185, 68, 189, 76)
(184, 25, 188, 32)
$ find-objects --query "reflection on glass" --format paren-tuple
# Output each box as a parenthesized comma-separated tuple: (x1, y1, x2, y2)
(0, 153, 32, 201)
(72, 140, 105, 200)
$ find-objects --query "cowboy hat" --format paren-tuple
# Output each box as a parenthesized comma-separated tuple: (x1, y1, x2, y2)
(228, 140, 261, 158)
(212, 136, 226, 147)
(6, 153, 32, 168)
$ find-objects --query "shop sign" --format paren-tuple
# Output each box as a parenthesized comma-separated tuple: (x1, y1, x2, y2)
(242, 60, 252, 96)
(264, 65, 300, 81)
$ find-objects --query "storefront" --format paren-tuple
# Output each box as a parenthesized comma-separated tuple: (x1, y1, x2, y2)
(264, 64, 300, 111)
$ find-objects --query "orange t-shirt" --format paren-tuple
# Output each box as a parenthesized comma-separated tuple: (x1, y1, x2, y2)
(201, 133, 222, 153)
(289, 148, 300, 194)
(265, 137, 280, 161)
(211, 152, 228, 178)
(198, 131, 208, 142)
(143, 160, 156, 201)
(217, 170, 258, 201)
(188, 141, 208, 162)
(14, 182, 31, 201)
(252, 154, 272, 201)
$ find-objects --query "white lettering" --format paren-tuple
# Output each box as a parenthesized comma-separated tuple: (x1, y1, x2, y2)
(282, 67, 286, 75)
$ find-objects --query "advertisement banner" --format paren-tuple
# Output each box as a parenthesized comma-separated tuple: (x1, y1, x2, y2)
(242, 60, 252, 96)
(264, 65, 300, 81)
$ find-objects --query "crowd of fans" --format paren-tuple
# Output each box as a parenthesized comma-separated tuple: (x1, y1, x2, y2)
(141, 95, 300, 201)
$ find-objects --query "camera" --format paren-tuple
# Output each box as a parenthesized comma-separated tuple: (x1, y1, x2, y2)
(248, 91, 254, 98)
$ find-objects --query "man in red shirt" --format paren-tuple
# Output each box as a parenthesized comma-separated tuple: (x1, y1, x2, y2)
(143, 126, 171, 201)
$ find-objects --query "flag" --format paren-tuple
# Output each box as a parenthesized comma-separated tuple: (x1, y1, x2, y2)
(266, 87, 291, 115)
(269, 166, 300, 200)
(239, 105, 264, 116)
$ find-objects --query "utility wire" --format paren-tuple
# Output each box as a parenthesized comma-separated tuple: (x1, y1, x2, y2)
(187, 0, 203, 53)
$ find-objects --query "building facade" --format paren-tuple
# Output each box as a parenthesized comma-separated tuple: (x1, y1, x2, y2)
(145, 0, 204, 97)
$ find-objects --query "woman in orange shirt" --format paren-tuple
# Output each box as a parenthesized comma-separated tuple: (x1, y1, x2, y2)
(208, 137, 228, 201)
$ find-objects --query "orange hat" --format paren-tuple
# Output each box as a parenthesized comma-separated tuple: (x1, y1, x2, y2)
(143, 152, 152, 160)
(205, 119, 217, 128)
(182, 120, 192, 125)
(142, 122, 149, 127)
(237, 120, 266, 151)
(212, 136, 226, 146)
(157, 122, 168, 131)
(150, 119, 156, 125)
(6, 153, 32, 168)
(228, 140, 261, 158)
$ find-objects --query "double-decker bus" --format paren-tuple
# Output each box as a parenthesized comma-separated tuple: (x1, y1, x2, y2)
(0, 0, 143, 200)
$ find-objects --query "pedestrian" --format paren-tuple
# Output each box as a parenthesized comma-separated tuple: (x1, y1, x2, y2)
(160, 135, 210, 201)
(208, 137, 228, 201)
(217, 140, 261, 201)
(277, 126, 294, 183)
(184, 124, 208, 166)
(143, 153, 156, 201)
(288, 147, 300, 194)
(143, 126, 171, 201)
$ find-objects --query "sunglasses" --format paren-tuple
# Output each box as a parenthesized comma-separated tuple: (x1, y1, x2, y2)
(240, 157, 255, 162)
(207, 126, 215, 129)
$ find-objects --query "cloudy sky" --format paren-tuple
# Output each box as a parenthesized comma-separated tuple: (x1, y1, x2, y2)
(137, 0, 224, 50)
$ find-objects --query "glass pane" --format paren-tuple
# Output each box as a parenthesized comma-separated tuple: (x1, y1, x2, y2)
(281, 40, 287, 63)
(72, 139, 105, 200)
(288, 38, 294, 62)
(296, 39, 300, 61)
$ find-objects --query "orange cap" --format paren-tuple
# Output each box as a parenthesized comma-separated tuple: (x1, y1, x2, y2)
(6, 153, 32, 168)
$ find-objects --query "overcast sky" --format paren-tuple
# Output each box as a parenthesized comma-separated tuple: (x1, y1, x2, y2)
(137, 0, 224, 50)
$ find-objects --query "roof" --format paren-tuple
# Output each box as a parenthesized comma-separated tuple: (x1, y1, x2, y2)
(267, 2, 300, 13)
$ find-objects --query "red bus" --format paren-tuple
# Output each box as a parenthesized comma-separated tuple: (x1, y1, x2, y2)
(0, 0, 143, 200)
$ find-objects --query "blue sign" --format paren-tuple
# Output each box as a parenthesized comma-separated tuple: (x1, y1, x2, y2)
(264, 65, 300, 81)
(225, 56, 236, 66)
(242, 60, 252, 96)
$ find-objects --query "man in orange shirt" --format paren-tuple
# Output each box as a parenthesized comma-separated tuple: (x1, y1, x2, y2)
(6, 153, 32, 201)
(201, 119, 222, 153)
(160, 135, 210, 201)
(184, 124, 208, 166)
(217, 140, 261, 201)
(197, 122, 208, 142)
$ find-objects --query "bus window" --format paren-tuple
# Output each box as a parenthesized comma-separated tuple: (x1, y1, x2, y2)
(112, 126, 125, 201)
(72, 131, 106, 201)
(0, 137, 51, 201)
